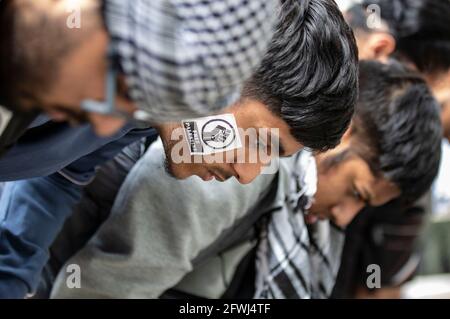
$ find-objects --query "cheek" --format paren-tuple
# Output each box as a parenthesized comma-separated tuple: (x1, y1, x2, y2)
(235, 142, 279, 182)
(333, 210, 359, 228)
(169, 161, 203, 179)
(315, 174, 341, 205)
(224, 141, 271, 168)
(163, 142, 199, 179)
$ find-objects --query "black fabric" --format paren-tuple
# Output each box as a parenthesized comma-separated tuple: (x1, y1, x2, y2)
(0, 110, 39, 158)
(159, 248, 258, 300)
(221, 247, 257, 299)
(332, 199, 426, 298)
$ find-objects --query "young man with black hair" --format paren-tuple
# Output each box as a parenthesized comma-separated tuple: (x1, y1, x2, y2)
(332, 0, 450, 298)
(40, 60, 442, 299)
(0, 0, 359, 298)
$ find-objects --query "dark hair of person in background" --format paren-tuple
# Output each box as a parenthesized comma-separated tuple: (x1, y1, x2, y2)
(324, 60, 442, 204)
(347, 0, 450, 76)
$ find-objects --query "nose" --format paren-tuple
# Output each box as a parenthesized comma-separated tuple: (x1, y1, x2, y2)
(330, 199, 365, 227)
(232, 163, 263, 185)
(88, 113, 127, 137)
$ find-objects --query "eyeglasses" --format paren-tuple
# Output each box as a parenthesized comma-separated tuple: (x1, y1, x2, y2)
(81, 47, 153, 128)
(0, 47, 155, 159)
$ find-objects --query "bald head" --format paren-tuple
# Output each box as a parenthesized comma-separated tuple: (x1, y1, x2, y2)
(0, 0, 103, 111)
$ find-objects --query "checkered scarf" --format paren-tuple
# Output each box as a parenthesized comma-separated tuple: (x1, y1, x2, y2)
(104, 0, 277, 122)
(254, 151, 345, 299)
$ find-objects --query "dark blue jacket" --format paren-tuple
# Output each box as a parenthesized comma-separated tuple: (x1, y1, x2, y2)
(0, 116, 157, 298)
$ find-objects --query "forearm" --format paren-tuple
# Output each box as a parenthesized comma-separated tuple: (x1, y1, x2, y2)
(0, 174, 82, 298)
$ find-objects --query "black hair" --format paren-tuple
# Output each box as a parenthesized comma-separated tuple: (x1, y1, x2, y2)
(352, 60, 442, 203)
(348, 0, 450, 75)
(243, 0, 359, 152)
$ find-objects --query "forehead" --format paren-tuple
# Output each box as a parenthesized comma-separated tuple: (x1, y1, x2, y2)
(351, 157, 401, 206)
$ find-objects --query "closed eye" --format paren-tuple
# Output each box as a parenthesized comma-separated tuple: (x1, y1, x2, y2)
(352, 185, 372, 206)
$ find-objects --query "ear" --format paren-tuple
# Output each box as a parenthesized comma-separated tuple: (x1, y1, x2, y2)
(366, 33, 396, 62)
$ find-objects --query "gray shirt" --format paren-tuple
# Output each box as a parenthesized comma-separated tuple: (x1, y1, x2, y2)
(51, 141, 344, 298)
(51, 141, 274, 298)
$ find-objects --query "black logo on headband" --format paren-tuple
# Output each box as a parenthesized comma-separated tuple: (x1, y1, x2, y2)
(202, 119, 236, 150)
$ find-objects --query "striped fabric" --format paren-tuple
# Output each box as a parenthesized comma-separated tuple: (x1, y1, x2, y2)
(104, 0, 277, 122)
(255, 151, 345, 299)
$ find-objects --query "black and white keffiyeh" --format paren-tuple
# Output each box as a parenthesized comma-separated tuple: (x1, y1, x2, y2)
(104, 0, 277, 122)
(254, 151, 345, 299)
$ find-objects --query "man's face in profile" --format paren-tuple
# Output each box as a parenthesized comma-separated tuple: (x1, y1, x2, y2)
(306, 129, 401, 228)
(158, 99, 303, 185)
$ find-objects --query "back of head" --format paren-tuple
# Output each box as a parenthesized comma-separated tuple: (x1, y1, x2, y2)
(354, 60, 442, 202)
(350, 0, 450, 75)
(244, 0, 359, 152)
